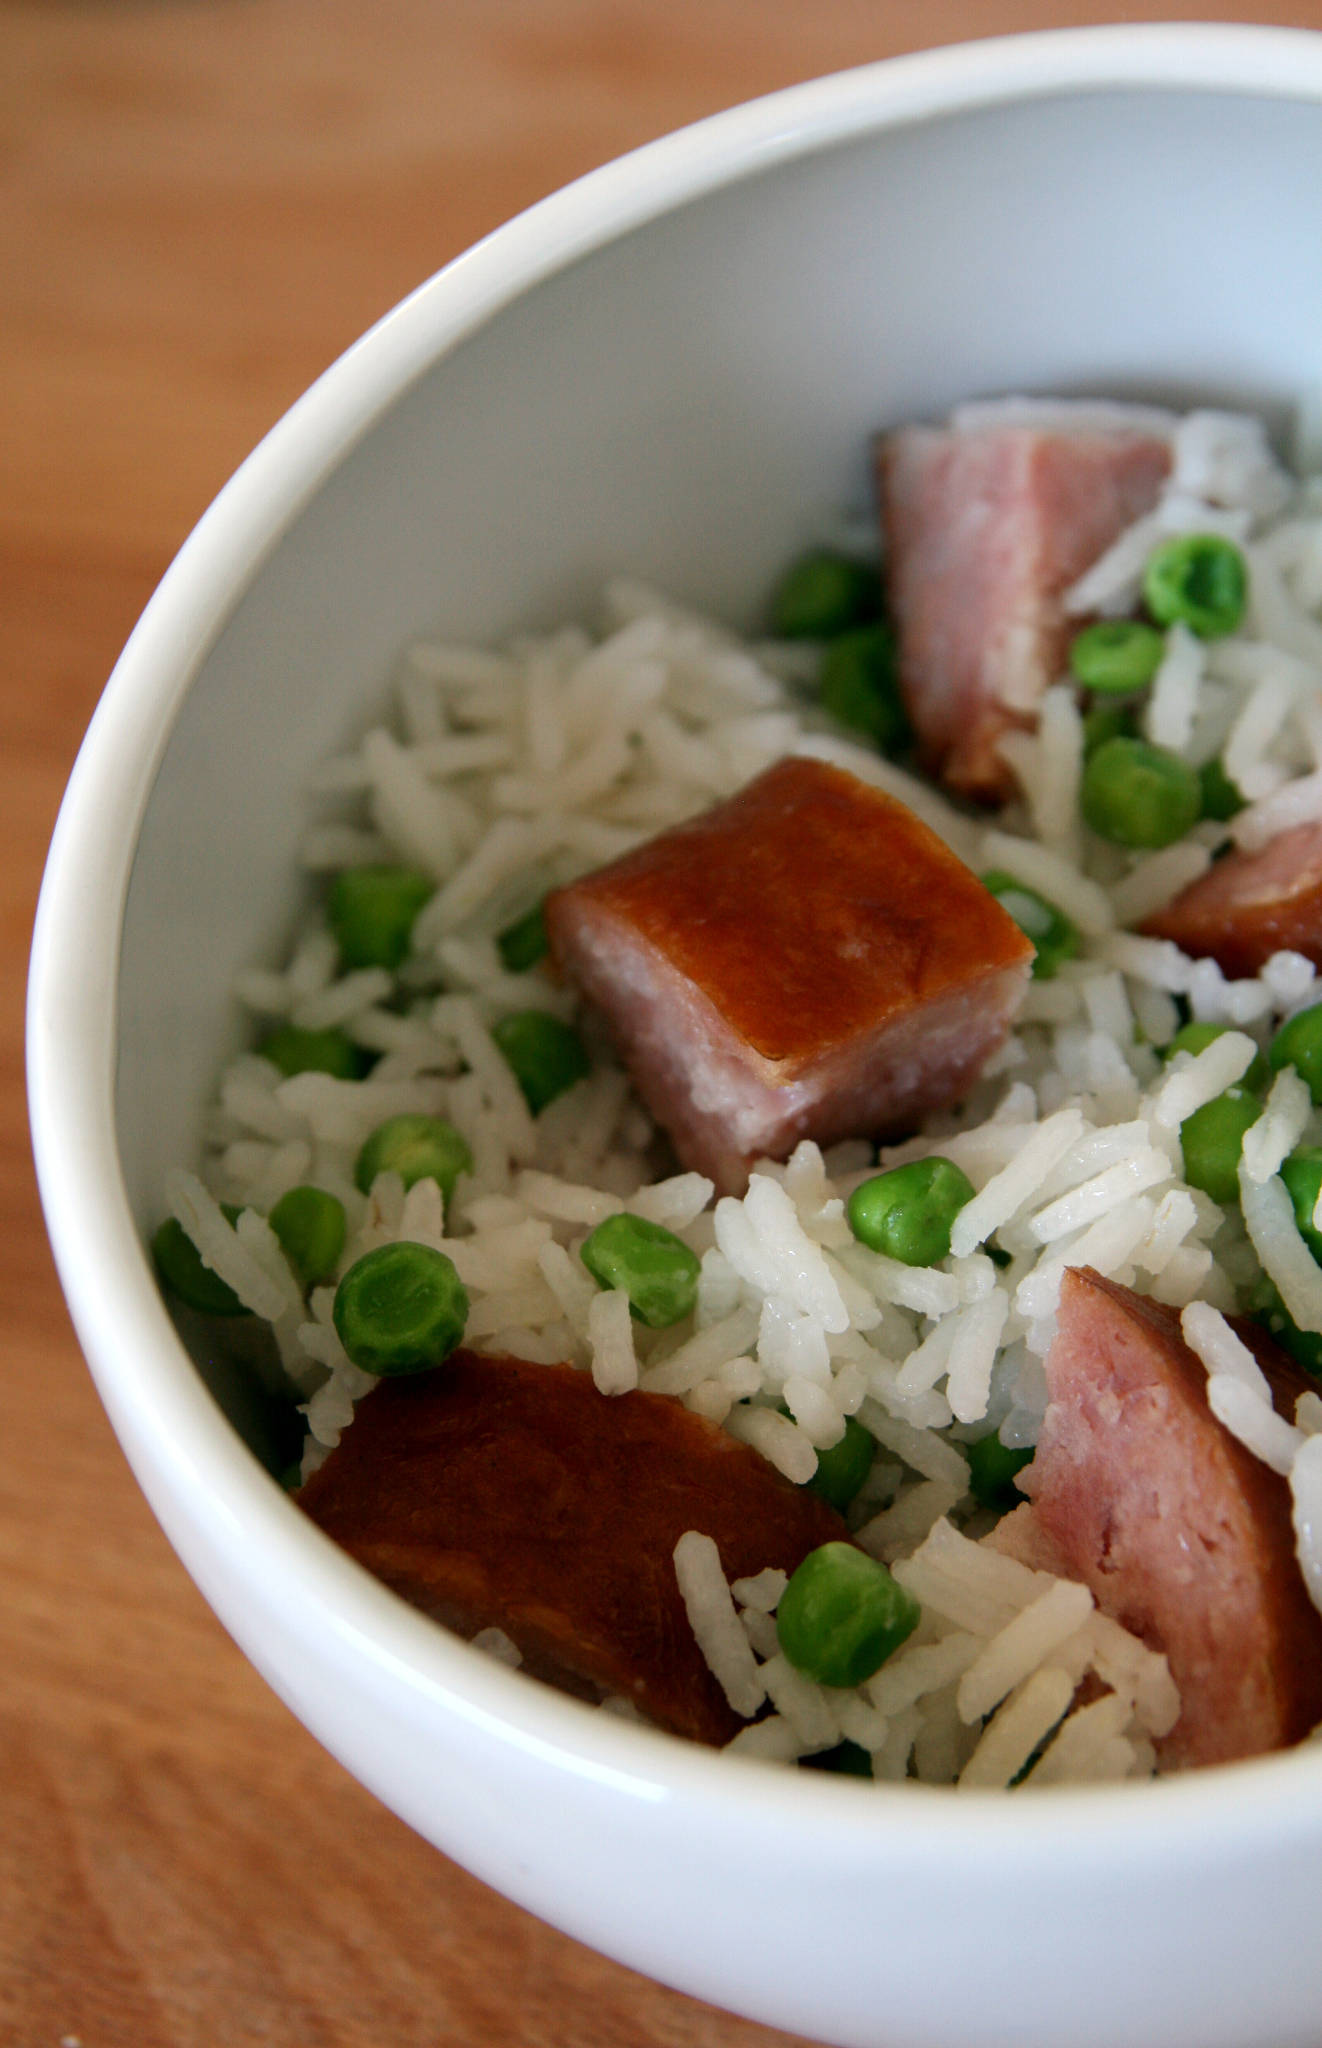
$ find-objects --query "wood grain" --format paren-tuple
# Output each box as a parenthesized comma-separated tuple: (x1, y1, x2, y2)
(6, 2, 1322, 2042)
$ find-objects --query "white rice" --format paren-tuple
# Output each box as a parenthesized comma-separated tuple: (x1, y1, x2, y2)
(1206, 1377, 1304, 1475)
(1239, 1167, 1322, 1334)
(673, 1531, 766, 1718)
(1029, 1692, 1135, 1787)
(854, 1478, 964, 1564)
(587, 1287, 638, 1395)
(1144, 623, 1205, 754)
(957, 1667, 1079, 1790)
(1241, 1067, 1313, 1184)
(948, 1109, 1087, 1257)
(1109, 841, 1213, 927)
(724, 1403, 818, 1485)
(956, 1578, 1095, 1723)
(1291, 1436, 1322, 1612)
(1150, 1033, 1258, 1128)
(758, 1653, 841, 1749)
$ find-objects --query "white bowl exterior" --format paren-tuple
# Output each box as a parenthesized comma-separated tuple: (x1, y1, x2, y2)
(28, 27, 1322, 2048)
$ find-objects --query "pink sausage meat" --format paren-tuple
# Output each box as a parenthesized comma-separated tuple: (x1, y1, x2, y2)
(878, 420, 1171, 801)
(545, 757, 1034, 1195)
(298, 1349, 848, 1745)
(1141, 820, 1322, 977)
(1016, 1267, 1322, 1768)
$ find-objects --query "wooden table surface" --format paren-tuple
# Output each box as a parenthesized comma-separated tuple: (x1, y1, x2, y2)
(7, 3, 1322, 2042)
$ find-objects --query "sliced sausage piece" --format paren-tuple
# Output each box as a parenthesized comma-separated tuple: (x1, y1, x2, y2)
(982, 1500, 1072, 1577)
(297, 1349, 848, 1745)
(1140, 820, 1322, 977)
(1016, 1266, 1322, 1768)
(878, 423, 1171, 801)
(544, 757, 1034, 1195)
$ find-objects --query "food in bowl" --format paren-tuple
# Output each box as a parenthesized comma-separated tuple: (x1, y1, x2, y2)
(153, 395, 1322, 1788)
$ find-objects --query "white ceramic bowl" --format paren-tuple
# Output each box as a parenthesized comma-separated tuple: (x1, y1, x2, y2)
(29, 26, 1322, 2048)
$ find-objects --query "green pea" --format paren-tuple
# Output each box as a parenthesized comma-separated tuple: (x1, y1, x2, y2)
(328, 865, 434, 972)
(268, 1185, 346, 1291)
(846, 1157, 975, 1268)
(777, 1542, 920, 1689)
(257, 1024, 372, 1081)
(1270, 1004, 1322, 1105)
(1143, 533, 1248, 639)
(965, 1431, 1035, 1512)
(332, 1240, 469, 1374)
(491, 1010, 591, 1115)
(980, 870, 1079, 981)
(579, 1212, 701, 1328)
(1164, 1021, 1269, 1093)
(497, 901, 549, 973)
(769, 550, 881, 639)
(804, 1414, 876, 1513)
(1199, 755, 1246, 823)
(151, 1206, 249, 1317)
(1274, 1316, 1322, 1378)
(354, 1113, 473, 1203)
(818, 623, 909, 756)
(1079, 737, 1202, 849)
(1281, 1147, 1322, 1264)
(800, 1741, 873, 1779)
(1179, 1086, 1263, 1204)
(1081, 702, 1138, 757)
(1068, 619, 1165, 696)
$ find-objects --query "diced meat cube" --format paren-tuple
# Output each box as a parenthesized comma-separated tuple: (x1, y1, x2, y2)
(878, 422, 1171, 800)
(1016, 1267, 1322, 1769)
(297, 1349, 848, 1745)
(544, 757, 1034, 1194)
(1140, 821, 1322, 977)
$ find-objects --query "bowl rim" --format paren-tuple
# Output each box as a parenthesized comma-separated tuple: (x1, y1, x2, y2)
(28, 18, 1322, 1862)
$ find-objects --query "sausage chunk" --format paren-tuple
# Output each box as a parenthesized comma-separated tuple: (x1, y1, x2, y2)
(1016, 1267, 1322, 1768)
(878, 422, 1171, 801)
(544, 757, 1034, 1194)
(297, 1349, 848, 1744)
(1140, 821, 1322, 977)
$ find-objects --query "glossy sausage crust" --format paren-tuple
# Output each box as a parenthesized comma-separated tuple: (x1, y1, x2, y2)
(879, 424, 1171, 801)
(1019, 1267, 1322, 1768)
(546, 757, 1033, 1192)
(1140, 820, 1322, 977)
(298, 1349, 849, 1744)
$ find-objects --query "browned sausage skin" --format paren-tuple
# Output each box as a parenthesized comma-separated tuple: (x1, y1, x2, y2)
(298, 1349, 849, 1745)
(1140, 820, 1322, 977)
(878, 423, 1171, 802)
(1015, 1267, 1322, 1768)
(545, 757, 1034, 1195)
